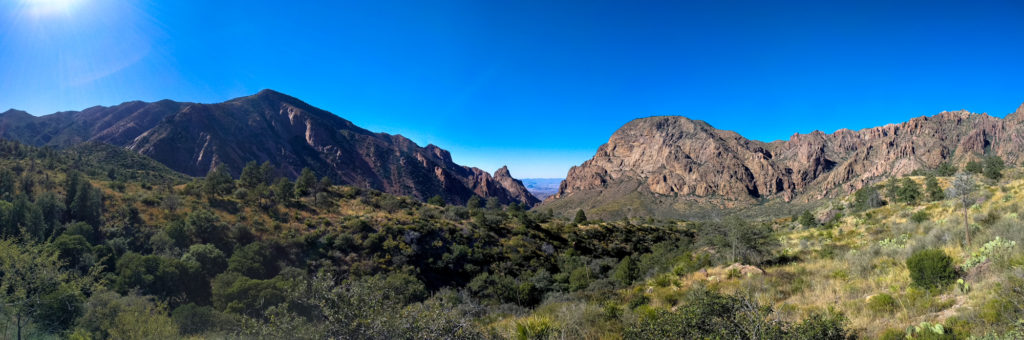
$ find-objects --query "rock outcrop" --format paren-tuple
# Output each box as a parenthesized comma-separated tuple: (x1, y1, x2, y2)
(544, 105, 1024, 217)
(0, 90, 538, 206)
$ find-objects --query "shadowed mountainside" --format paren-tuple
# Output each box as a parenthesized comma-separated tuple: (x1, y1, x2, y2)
(0, 90, 539, 206)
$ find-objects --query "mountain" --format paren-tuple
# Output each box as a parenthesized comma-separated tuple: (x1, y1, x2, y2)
(542, 103, 1024, 218)
(520, 178, 563, 200)
(0, 90, 539, 206)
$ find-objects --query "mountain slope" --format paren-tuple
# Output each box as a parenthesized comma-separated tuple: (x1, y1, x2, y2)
(0, 90, 538, 206)
(543, 104, 1024, 218)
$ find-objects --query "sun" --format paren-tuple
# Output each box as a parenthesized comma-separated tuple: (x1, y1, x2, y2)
(22, 0, 83, 17)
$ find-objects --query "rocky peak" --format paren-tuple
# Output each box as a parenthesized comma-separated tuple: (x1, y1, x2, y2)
(495, 165, 511, 178)
(492, 166, 540, 207)
(545, 102, 1024, 218)
(0, 90, 540, 207)
(1, 109, 31, 117)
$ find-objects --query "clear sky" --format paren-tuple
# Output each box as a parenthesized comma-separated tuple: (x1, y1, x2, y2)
(2, 1, 1024, 178)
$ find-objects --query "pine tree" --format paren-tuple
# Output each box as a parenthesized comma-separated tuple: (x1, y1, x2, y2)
(258, 162, 276, 185)
(272, 178, 294, 203)
(70, 181, 102, 227)
(239, 161, 262, 189)
(203, 166, 235, 199)
(294, 168, 316, 197)
(63, 171, 82, 209)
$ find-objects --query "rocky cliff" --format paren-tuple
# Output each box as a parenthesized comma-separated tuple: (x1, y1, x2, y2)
(544, 104, 1024, 218)
(0, 90, 538, 206)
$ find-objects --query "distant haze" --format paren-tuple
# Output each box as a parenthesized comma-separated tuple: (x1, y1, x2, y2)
(521, 178, 563, 201)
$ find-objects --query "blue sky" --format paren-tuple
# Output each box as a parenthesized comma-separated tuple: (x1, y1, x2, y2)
(2, 0, 1024, 178)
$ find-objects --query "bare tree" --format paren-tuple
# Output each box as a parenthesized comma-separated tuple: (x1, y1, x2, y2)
(948, 172, 977, 254)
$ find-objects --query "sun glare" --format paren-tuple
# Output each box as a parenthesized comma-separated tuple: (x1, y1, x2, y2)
(22, 0, 83, 17)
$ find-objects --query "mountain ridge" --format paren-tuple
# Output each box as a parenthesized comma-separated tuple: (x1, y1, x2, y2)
(0, 89, 539, 206)
(543, 104, 1024, 218)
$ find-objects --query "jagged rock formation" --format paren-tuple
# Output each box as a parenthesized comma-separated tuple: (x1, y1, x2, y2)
(544, 103, 1024, 217)
(0, 90, 538, 206)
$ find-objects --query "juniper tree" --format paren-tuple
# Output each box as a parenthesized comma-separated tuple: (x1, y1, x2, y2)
(983, 155, 1005, 180)
(574, 209, 588, 224)
(925, 175, 944, 201)
(897, 177, 922, 204)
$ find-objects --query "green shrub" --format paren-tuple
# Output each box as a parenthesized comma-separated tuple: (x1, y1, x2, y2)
(879, 328, 906, 340)
(910, 210, 930, 223)
(906, 249, 956, 288)
(789, 311, 854, 340)
(867, 293, 897, 315)
(798, 210, 818, 227)
(514, 316, 556, 340)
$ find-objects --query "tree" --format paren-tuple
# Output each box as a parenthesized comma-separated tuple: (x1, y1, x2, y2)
(51, 234, 93, 272)
(965, 160, 983, 174)
(935, 161, 957, 176)
(883, 177, 900, 203)
(74, 290, 178, 339)
(485, 197, 501, 210)
(228, 242, 279, 279)
(925, 175, 944, 201)
(181, 244, 228, 279)
(258, 161, 276, 185)
(612, 255, 638, 286)
(113, 252, 189, 299)
(294, 168, 316, 197)
(798, 210, 817, 227)
(203, 165, 235, 199)
(948, 172, 976, 253)
(0, 168, 15, 198)
(314, 177, 333, 206)
(34, 192, 64, 237)
(896, 177, 922, 204)
(852, 185, 884, 211)
(272, 178, 295, 203)
(238, 161, 263, 189)
(427, 195, 445, 206)
(466, 196, 482, 209)
(62, 171, 83, 213)
(697, 218, 778, 265)
(983, 155, 1006, 180)
(185, 209, 227, 249)
(0, 239, 88, 339)
(69, 180, 103, 227)
(573, 209, 588, 224)
(316, 176, 332, 194)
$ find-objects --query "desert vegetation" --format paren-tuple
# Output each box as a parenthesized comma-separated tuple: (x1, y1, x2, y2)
(0, 138, 1023, 339)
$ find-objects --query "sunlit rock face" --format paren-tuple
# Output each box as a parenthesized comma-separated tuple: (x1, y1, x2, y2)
(548, 105, 1024, 215)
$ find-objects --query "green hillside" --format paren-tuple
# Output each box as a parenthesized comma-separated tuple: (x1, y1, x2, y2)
(1, 138, 1023, 339)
